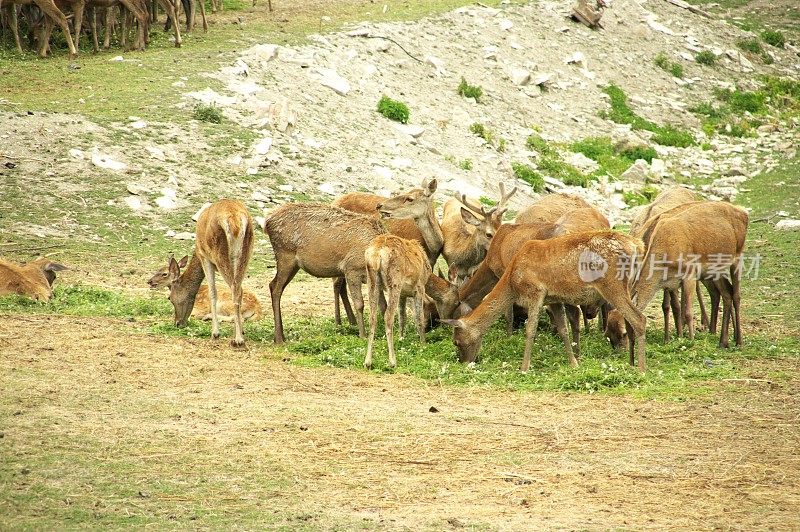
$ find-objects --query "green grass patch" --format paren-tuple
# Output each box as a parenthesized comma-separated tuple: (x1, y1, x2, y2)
(736, 38, 763, 53)
(525, 133, 556, 157)
(570, 136, 657, 178)
(377, 95, 410, 123)
(457, 77, 484, 101)
(525, 134, 589, 186)
(623, 185, 660, 207)
(511, 162, 544, 192)
(601, 84, 695, 147)
(761, 29, 785, 48)
(193, 103, 223, 124)
(459, 159, 473, 171)
(694, 50, 717, 66)
(470, 122, 505, 151)
(0, 285, 170, 319)
(654, 52, 684, 77)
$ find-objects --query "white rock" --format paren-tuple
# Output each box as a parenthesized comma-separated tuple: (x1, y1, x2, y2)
(145, 145, 165, 160)
(568, 152, 599, 173)
(126, 184, 147, 195)
(390, 157, 413, 169)
(246, 167, 259, 175)
(124, 196, 143, 210)
(91, 151, 127, 171)
(646, 15, 675, 35)
(375, 41, 391, 52)
(498, 18, 513, 30)
(192, 202, 212, 221)
(172, 81, 185, 88)
(532, 73, 555, 87)
(156, 195, 177, 209)
(543, 176, 567, 189)
(109, 55, 124, 62)
(775, 220, 800, 231)
(173, 232, 195, 240)
(425, 55, 449, 76)
(267, 99, 297, 134)
(314, 68, 350, 95)
(228, 155, 243, 166)
(277, 184, 294, 193)
(68, 148, 85, 159)
(254, 216, 267, 230)
(710, 186, 738, 201)
(185, 88, 238, 106)
(254, 137, 272, 155)
(650, 158, 667, 176)
(161, 187, 176, 198)
(510, 67, 531, 86)
(318, 182, 343, 195)
(620, 159, 650, 182)
(167, 175, 178, 187)
(252, 190, 271, 202)
(394, 124, 425, 138)
(347, 28, 370, 37)
(373, 166, 394, 180)
(246, 43, 279, 62)
(565, 51, 585, 65)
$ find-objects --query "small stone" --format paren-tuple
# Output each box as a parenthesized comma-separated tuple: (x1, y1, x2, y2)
(568, 152, 599, 173)
(247, 43, 279, 62)
(68, 148, 84, 159)
(394, 124, 425, 138)
(775, 220, 800, 231)
(126, 184, 147, 195)
(277, 184, 294, 193)
(130, 120, 147, 129)
(155, 196, 177, 209)
(564, 51, 585, 65)
(498, 18, 513, 31)
(314, 68, 350, 95)
(173, 232, 195, 240)
(254, 138, 272, 155)
(109, 55, 124, 62)
(620, 159, 649, 182)
(145, 146, 165, 160)
(252, 190, 271, 202)
(510, 67, 531, 86)
(425, 55, 448, 77)
(91, 151, 127, 171)
(124, 196, 143, 210)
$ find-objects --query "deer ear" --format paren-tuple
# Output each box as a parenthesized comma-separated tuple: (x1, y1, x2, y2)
(178, 255, 189, 268)
(455, 302, 473, 317)
(439, 319, 465, 328)
(425, 178, 437, 195)
(169, 257, 181, 277)
(460, 207, 482, 227)
(44, 262, 68, 272)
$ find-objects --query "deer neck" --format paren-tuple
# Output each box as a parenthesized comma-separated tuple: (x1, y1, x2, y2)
(462, 276, 514, 336)
(180, 254, 206, 297)
(415, 206, 444, 259)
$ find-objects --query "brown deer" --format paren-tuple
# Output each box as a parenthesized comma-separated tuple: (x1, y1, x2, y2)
(441, 183, 517, 283)
(442, 230, 648, 372)
(605, 201, 748, 350)
(332, 178, 444, 326)
(148, 256, 262, 322)
(161, 199, 254, 347)
(514, 192, 591, 225)
(0, 256, 67, 301)
(364, 235, 434, 369)
(263, 203, 386, 344)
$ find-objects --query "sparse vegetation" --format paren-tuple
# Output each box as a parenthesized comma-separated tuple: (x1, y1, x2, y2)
(761, 29, 785, 48)
(654, 52, 684, 77)
(737, 38, 763, 53)
(623, 185, 660, 207)
(193, 103, 223, 124)
(457, 77, 484, 101)
(511, 162, 544, 192)
(460, 158, 473, 171)
(470, 122, 506, 152)
(525, 134, 588, 186)
(601, 84, 695, 147)
(570, 137, 659, 178)
(377, 95, 410, 123)
(695, 50, 717, 66)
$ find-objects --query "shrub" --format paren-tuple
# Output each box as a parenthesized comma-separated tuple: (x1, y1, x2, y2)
(669, 63, 684, 78)
(460, 159, 473, 171)
(651, 125, 695, 148)
(602, 85, 695, 147)
(457, 77, 483, 101)
(701, 142, 713, 151)
(377, 96, 410, 124)
(619, 145, 657, 164)
(537, 156, 587, 187)
(525, 133, 556, 156)
(716, 88, 767, 114)
(654, 53, 669, 70)
(570, 137, 632, 178)
(512, 162, 544, 192)
(761, 29, 785, 48)
(497, 138, 507, 153)
(654, 53, 683, 77)
(695, 51, 717, 66)
(193, 103, 223, 123)
(736, 38, 762, 54)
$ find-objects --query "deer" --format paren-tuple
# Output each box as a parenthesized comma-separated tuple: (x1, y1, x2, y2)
(160, 199, 254, 347)
(514, 192, 592, 225)
(263, 203, 386, 344)
(441, 183, 517, 283)
(605, 201, 748, 351)
(0, 0, 79, 57)
(148, 256, 262, 322)
(442, 230, 648, 372)
(364, 235, 434, 369)
(331, 178, 444, 326)
(0, 256, 67, 301)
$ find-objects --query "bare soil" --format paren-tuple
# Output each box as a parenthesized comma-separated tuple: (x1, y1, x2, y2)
(2, 313, 799, 529)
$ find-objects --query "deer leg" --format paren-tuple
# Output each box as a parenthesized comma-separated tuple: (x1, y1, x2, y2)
(599, 302, 608, 332)
(158, 0, 180, 46)
(383, 287, 400, 368)
(696, 280, 709, 331)
(269, 253, 299, 344)
(200, 261, 221, 340)
(9, 6, 24, 53)
(715, 278, 734, 349)
(398, 295, 407, 339)
(333, 277, 343, 326)
(661, 289, 671, 343)
(681, 278, 696, 340)
(72, 0, 85, 51)
(197, 0, 206, 32)
(38, 1, 78, 58)
(334, 277, 356, 326)
(581, 306, 590, 333)
(553, 304, 578, 368)
(414, 289, 426, 344)
(39, 17, 53, 57)
(103, 6, 112, 49)
(520, 292, 545, 373)
(89, 6, 99, 52)
(344, 271, 366, 338)
(731, 265, 742, 347)
(707, 279, 721, 334)
(120, 8, 129, 49)
(364, 267, 380, 369)
(565, 304, 580, 359)
(669, 288, 681, 338)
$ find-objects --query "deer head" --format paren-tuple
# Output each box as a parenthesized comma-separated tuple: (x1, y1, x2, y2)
(376, 178, 437, 220)
(148, 255, 187, 289)
(440, 318, 483, 363)
(459, 205, 497, 250)
(160, 255, 197, 328)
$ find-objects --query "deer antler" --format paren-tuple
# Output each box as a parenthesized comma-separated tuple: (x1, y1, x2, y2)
(497, 182, 518, 209)
(459, 193, 485, 215)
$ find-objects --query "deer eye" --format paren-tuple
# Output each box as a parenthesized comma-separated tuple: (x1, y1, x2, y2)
(161, 272, 168, 277)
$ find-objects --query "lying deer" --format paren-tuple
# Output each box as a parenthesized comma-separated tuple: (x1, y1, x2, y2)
(148, 255, 262, 322)
(443, 230, 648, 372)
(0, 256, 67, 301)
(264, 203, 386, 344)
(364, 235, 434, 369)
(160, 199, 255, 347)
(514, 192, 592, 225)
(441, 183, 517, 283)
(605, 201, 748, 350)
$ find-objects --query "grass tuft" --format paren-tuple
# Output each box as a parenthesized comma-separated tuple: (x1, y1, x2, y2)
(377, 95, 410, 123)
(457, 77, 484, 101)
(760, 29, 785, 48)
(695, 50, 717, 66)
(511, 162, 544, 192)
(193, 103, 223, 124)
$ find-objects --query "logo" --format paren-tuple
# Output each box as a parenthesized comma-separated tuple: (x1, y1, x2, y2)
(578, 250, 608, 282)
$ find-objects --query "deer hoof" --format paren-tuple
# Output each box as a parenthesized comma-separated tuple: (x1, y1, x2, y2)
(229, 339, 246, 349)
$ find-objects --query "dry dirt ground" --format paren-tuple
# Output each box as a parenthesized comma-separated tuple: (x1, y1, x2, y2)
(2, 313, 799, 529)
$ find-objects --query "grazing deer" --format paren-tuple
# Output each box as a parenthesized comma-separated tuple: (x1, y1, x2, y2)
(441, 183, 517, 283)
(0, 257, 67, 301)
(442, 231, 647, 372)
(263, 203, 386, 344)
(606, 201, 748, 350)
(148, 256, 262, 322)
(332, 178, 444, 326)
(364, 235, 434, 369)
(161, 199, 254, 347)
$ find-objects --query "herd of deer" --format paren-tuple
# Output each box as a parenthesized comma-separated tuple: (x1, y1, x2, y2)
(1, 181, 750, 373)
(0, 0, 243, 56)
